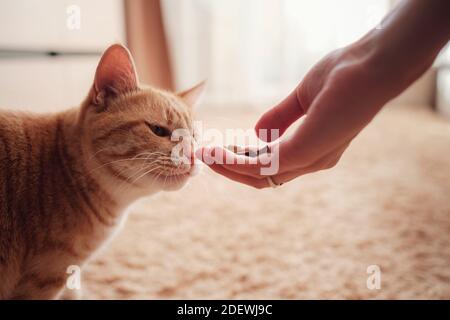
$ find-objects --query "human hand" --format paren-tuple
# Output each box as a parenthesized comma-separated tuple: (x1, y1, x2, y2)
(196, 43, 387, 188)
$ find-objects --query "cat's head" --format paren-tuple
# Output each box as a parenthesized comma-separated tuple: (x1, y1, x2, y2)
(80, 44, 204, 193)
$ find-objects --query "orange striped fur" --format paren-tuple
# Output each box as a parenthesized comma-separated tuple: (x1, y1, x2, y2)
(0, 44, 203, 299)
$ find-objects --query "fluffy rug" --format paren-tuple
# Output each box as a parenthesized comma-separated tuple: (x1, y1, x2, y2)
(83, 105, 450, 299)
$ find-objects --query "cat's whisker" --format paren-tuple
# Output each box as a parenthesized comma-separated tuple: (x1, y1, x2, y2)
(117, 158, 169, 189)
(129, 165, 162, 186)
(87, 145, 116, 162)
(89, 157, 152, 174)
(137, 154, 167, 171)
(112, 161, 154, 191)
(146, 170, 164, 189)
(89, 151, 166, 174)
(113, 159, 160, 185)
(88, 146, 161, 163)
(134, 157, 161, 173)
(115, 164, 160, 192)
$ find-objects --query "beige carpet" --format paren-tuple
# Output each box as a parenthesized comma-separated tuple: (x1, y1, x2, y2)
(83, 105, 450, 299)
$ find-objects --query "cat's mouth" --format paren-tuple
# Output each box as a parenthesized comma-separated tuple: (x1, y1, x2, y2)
(149, 167, 193, 185)
(160, 171, 191, 180)
(149, 170, 192, 191)
(140, 157, 200, 188)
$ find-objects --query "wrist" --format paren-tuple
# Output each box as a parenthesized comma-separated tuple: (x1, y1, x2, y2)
(345, 29, 440, 102)
(357, 0, 450, 94)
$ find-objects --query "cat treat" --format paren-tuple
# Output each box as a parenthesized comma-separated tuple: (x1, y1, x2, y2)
(226, 145, 270, 157)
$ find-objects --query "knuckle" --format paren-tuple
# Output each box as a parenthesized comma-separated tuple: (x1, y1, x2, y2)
(328, 61, 364, 87)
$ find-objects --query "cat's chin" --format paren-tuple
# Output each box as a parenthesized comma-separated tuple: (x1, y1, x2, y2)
(156, 162, 202, 191)
(144, 171, 192, 192)
(138, 162, 201, 192)
(160, 172, 191, 191)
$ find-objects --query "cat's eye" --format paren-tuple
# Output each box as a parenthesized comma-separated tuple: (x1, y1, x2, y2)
(146, 122, 172, 138)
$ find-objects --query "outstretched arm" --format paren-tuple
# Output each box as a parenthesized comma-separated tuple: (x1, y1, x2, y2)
(197, 0, 450, 188)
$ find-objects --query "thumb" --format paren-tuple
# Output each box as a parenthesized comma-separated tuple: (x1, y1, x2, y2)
(255, 87, 305, 142)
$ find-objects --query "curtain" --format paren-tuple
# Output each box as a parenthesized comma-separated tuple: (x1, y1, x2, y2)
(125, 0, 174, 90)
(162, 0, 390, 108)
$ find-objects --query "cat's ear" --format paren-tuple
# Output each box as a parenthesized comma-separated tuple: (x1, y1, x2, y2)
(92, 44, 138, 106)
(178, 81, 206, 109)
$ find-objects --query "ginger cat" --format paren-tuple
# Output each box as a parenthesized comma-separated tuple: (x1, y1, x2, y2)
(0, 44, 203, 299)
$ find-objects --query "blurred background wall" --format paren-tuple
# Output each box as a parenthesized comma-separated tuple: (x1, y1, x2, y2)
(162, 0, 390, 107)
(0, 0, 125, 111)
(0, 0, 448, 113)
